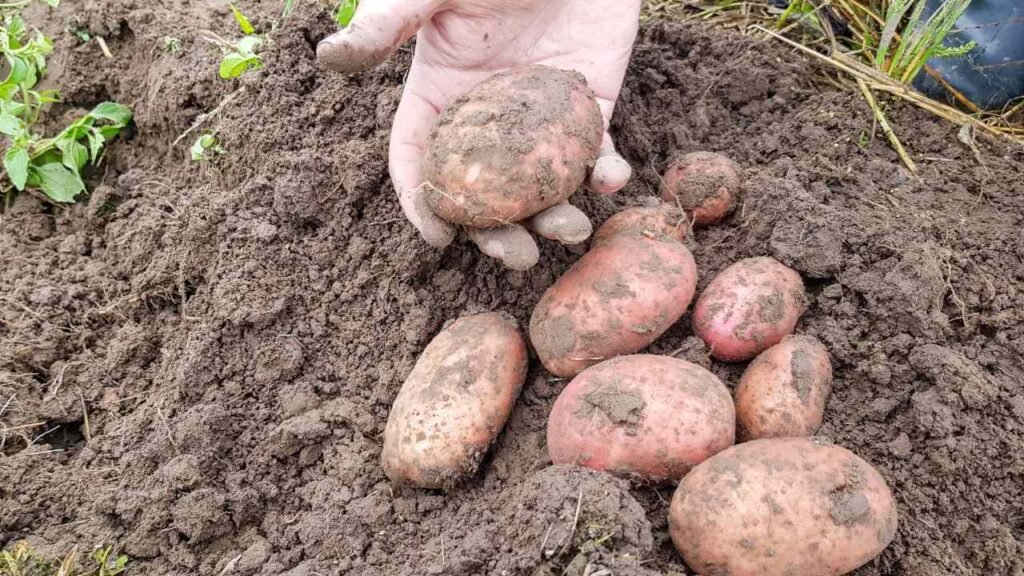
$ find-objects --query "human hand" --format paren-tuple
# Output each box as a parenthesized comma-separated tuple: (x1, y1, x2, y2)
(318, 0, 641, 269)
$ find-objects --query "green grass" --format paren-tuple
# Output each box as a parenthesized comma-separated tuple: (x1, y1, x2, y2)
(1, 542, 127, 576)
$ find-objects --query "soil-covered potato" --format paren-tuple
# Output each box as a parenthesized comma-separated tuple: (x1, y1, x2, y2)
(547, 355, 735, 484)
(670, 438, 898, 576)
(530, 213, 698, 377)
(736, 335, 832, 440)
(591, 203, 689, 246)
(423, 65, 604, 228)
(381, 312, 528, 488)
(692, 256, 806, 362)
(660, 151, 741, 226)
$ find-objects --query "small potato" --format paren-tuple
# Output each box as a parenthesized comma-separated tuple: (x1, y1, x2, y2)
(670, 438, 898, 576)
(591, 203, 689, 246)
(381, 312, 528, 488)
(530, 226, 698, 377)
(692, 256, 806, 362)
(547, 355, 734, 483)
(423, 65, 604, 228)
(736, 335, 832, 440)
(660, 151, 740, 226)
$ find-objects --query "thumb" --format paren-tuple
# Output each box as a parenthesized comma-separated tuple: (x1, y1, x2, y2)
(317, 0, 440, 74)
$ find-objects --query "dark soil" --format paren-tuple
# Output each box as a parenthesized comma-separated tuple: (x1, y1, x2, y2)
(2, 2, 1023, 575)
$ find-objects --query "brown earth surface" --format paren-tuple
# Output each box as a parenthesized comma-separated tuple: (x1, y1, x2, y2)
(2, 1, 1023, 575)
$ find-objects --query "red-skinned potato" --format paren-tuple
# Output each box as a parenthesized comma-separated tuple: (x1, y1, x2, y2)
(547, 355, 735, 484)
(736, 335, 832, 440)
(381, 312, 527, 488)
(692, 256, 806, 362)
(670, 437, 898, 576)
(423, 65, 603, 228)
(660, 151, 740, 226)
(530, 209, 698, 377)
(591, 203, 689, 246)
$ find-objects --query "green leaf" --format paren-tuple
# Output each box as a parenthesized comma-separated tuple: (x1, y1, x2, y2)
(236, 35, 262, 55)
(191, 133, 214, 160)
(6, 57, 27, 86)
(44, 0, 61, 7)
(58, 138, 89, 171)
(334, 0, 358, 27)
(0, 113, 21, 136)
(4, 146, 29, 190)
(219, 53, 260, 79)
(89, 102, 133, 125)
(229, 4, 255, 35)
(97, 124, 125, 139)
(87, 131, 106, 161)
(31, 162, 86, 203)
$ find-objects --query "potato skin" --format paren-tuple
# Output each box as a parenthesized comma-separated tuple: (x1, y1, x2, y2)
(423, 65, 603, 228)
(530, 234, 698, 377)
(670, 438, 898, 576)
(660, 151, 740, 226)
(736, 335, 832, 440)
(591, 203, 690, 246)
(547, 355, 735, 484)
(692, 256, 806, 362)
(381, 313, 528, 488)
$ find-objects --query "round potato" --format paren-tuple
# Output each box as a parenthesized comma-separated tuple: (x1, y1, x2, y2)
(736, 335, 832, 440)
(660, 151, 741, 226)
(591, 203, 690, 246)
(670, 438, 898, 576)
(381, 312, 528, 488)
(547, 355, 735, 484)
(692, 256, 806, 362)
(530, 232, 698, 378)
(423, 65, 604, 228)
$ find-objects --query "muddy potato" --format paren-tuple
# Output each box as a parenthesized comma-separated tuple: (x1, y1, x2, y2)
(660, 151, 741, 226)
(591, 203, 690, 246)
(530, 215, 698, 377)
(670, 438, 898, 576)
(423, 65, 604, 228)
(381, 312, 528, 488)
(736, 335, 832, 440)
(547, 355, 735, 483)
(692, 256, 806, 362)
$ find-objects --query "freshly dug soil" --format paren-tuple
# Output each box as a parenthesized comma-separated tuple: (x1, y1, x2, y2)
(2, 2, 1022, 575)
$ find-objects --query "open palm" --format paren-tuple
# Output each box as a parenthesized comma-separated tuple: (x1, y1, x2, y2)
(318, 0, 641, 269)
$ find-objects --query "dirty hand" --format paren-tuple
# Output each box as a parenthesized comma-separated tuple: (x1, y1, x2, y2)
(317, 0, 641, 270)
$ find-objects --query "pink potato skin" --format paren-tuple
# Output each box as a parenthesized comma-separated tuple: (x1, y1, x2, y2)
(381, 313, 528, 488)
(660, 151, 741, 226)
(529, 234, 698, 378)
(423, 65, 604, 228)
(591, 203, 690, 246)
(736, 335, 832, 441)
(547, 355, 735, 484)
(692, 256, 806, 362)
(670, 438, 898, 576)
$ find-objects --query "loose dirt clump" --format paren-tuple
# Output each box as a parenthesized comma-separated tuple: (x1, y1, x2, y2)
(1, 2, 1022, 575)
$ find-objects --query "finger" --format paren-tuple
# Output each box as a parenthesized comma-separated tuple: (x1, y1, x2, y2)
(524, 203, 593, 245)
(467, 225, 540, 271)
(588, 132, 632, 195)
(390, 89, 455, 248)
(317, 0, 440, 74)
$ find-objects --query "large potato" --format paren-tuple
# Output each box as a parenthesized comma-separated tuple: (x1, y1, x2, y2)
(660, 151, 741, 226)
(423, 65, 604, 228)
(530, 217, 698, 377)
(670, 438, 898, 576)
(381, 312, 528, 488)
(692, 256, 806, 362)
(547, 355, 735, 484)
(736, 335, 832, 440)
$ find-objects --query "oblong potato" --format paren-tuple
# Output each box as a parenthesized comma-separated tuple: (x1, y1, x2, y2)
(736, 335, 832, 440)
(381, 312, 528, 488)
(660, 151, 741, 226)
(670, 438, 898, 576)
(530, 234, 698, 377)
(692, 256, 806, 362)
(423, 65, 604, 228)
(547, 355, 735, 484)
(591, 203, 690, 246)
